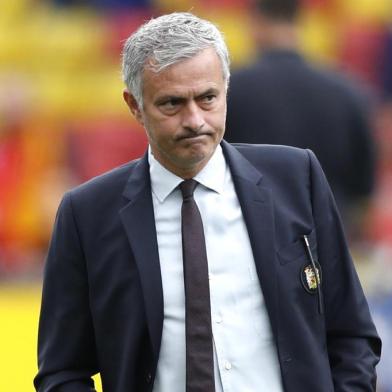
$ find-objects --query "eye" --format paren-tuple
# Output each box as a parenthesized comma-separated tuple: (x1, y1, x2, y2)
(201, 94, 216, 104)
(161, 98, 181, 108)
(198, 94, 217, 109)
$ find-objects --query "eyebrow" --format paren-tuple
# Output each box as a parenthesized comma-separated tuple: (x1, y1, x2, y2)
(195, 88, 219, 99)
(155, 95, 185, 105)
(155, 87, 220, 105)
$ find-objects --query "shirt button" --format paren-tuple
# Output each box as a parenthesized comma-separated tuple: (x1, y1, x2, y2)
(215, 315, 223, 324)
(224, 361, 232, 370)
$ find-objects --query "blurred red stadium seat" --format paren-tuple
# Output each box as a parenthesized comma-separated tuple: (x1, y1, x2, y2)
(68, 118, 148, 182)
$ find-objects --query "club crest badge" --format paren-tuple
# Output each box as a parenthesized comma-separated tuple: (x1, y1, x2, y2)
(301, 263, 321, 294)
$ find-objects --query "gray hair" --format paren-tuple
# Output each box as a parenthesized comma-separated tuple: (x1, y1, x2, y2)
(122, 12, 230, 107)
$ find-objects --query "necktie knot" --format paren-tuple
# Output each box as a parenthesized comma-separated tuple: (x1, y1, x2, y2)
(180, 179, 198, 200)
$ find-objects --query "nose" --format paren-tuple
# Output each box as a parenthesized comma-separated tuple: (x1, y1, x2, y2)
(182, 101, 205, 132)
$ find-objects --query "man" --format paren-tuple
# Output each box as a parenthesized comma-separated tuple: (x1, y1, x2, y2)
(225, 0, 376, 240)
(35, 12, 381, 392)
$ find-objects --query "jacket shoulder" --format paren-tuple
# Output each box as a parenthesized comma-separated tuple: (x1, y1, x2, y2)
(232, 143, 310, 167)
(68, 158, 142, 202)
(229, 143, 316, 188)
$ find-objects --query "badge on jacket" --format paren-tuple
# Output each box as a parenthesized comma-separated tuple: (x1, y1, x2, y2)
(301, 263, 321, 294)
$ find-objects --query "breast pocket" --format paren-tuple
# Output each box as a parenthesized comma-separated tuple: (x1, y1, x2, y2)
(276, 229, 322, 318)
(277, 229, 318, 266)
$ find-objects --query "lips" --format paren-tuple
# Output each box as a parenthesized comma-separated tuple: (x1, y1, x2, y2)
(177, 132, 211, 141)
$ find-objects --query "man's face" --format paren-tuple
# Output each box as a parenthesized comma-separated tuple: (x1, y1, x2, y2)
(124, 47, 227, 178)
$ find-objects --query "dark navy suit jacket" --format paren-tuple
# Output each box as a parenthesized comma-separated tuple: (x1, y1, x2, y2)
(35, 141, 381, 392)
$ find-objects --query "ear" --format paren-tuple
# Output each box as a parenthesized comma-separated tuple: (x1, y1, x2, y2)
(123, 89, 144, 125)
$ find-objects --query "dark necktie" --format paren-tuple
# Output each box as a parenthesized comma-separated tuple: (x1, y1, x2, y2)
(180, 179, 215, 392)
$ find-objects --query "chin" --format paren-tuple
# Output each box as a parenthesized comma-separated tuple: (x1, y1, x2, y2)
(189, 146, 214, 161)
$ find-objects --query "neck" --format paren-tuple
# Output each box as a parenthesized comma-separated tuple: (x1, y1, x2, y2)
(253, 17, 299, 52)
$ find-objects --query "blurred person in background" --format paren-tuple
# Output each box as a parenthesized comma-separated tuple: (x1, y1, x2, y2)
(34, 12, 380, 392)
(225, 0, 377, 243)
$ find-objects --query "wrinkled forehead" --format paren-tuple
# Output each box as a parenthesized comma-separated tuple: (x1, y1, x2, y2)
(141, 48, 227, 100)
(142, 48, 227, 85)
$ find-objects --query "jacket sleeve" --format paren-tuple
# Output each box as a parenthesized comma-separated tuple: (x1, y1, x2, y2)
(307, 149, 381, 391)
(34, 192, 98, 392)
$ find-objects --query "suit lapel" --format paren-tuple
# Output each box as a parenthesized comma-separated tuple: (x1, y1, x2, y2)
(222, 141, 278, 336)
(119, 152, 163, 362)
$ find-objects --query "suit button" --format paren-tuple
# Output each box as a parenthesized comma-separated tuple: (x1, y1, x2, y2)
(146, 372, 152, 384)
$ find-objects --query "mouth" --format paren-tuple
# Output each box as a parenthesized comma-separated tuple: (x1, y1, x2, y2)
(176, 132, 211, 141)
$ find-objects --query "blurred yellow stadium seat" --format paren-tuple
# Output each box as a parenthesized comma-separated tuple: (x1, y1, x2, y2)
(0, 283, 103, 391)
(0, 283, 42, 391)
(200, 8, 257, 68)
(299, 8, 339, 65)
(339, 0, 392, 24)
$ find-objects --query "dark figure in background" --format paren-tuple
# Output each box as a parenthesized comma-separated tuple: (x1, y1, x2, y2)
(225, 0, 376, 240)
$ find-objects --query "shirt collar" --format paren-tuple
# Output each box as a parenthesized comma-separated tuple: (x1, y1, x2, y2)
(148, 144, 226, 203)
(194, 144, 226, 195)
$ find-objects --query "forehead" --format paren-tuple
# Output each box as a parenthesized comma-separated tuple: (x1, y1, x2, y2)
(142, 48, 226, 99)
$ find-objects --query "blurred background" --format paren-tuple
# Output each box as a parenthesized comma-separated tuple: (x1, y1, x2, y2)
(0, 0, 391, 390)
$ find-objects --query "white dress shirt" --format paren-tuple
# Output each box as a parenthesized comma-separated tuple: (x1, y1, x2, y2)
(149, 145, 283, 392)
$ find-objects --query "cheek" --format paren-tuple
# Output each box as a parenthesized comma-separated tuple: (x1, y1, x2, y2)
(208, 110, 226, 132)
(210, 101, 226, 124)
(145, 118, 177, 145)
